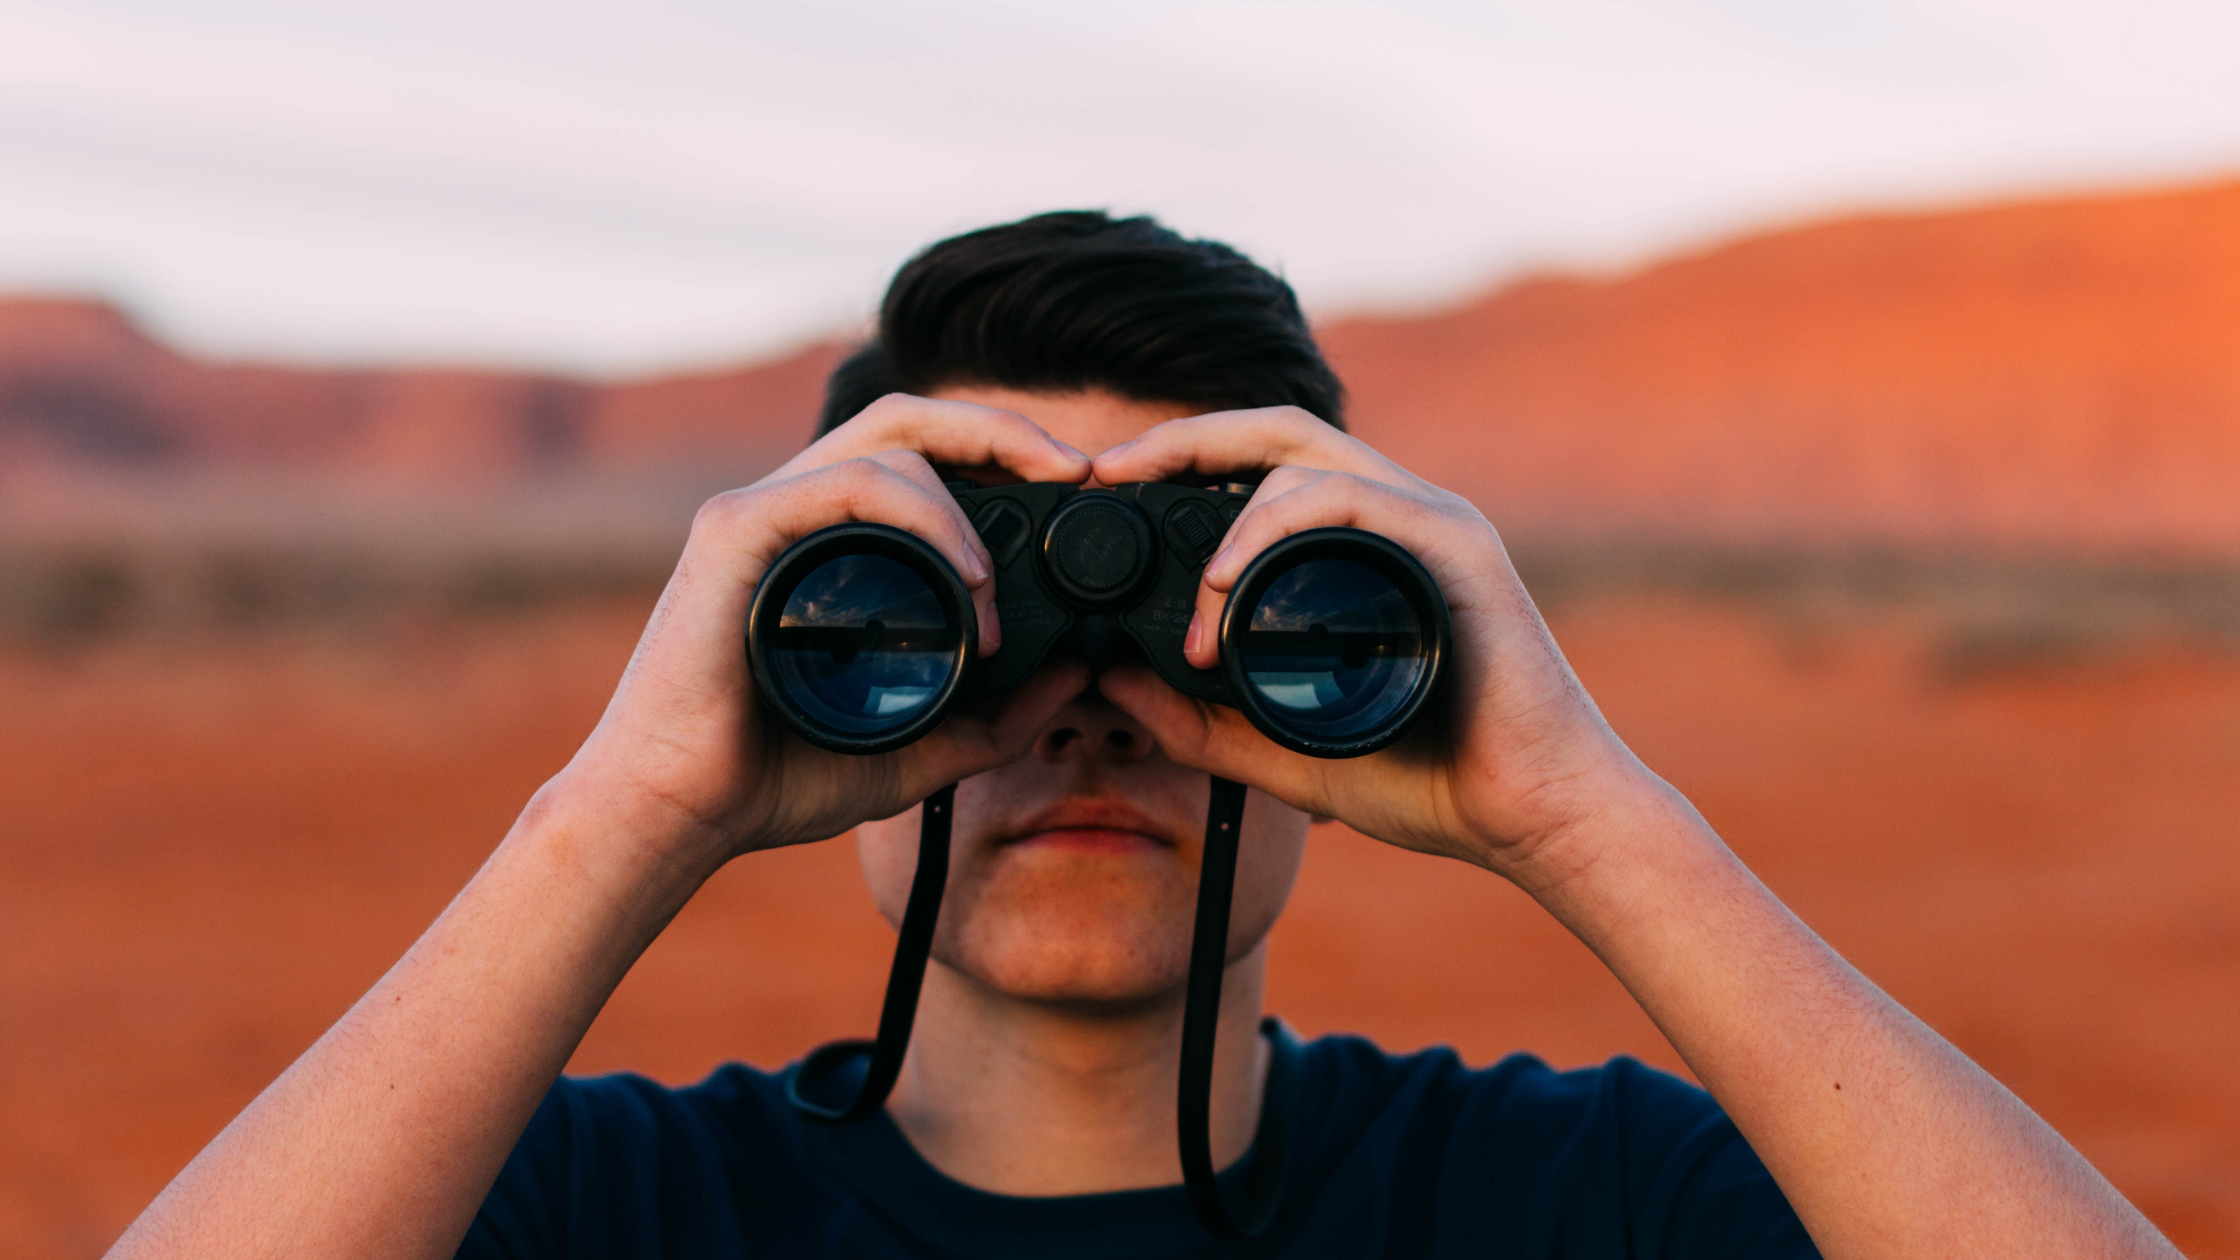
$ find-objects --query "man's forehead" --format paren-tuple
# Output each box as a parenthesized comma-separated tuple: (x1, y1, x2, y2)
(929, 385, 1199, 462)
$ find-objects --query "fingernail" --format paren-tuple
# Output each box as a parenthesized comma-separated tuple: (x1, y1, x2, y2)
(1052, 438, 1090, 462)
(1183, 612, 1203, 656)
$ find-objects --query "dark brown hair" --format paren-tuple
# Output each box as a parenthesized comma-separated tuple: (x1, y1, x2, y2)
(817, 210, 1344, 435)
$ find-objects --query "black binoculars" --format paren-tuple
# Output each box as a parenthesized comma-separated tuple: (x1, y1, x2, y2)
(745, 479, 1451, 757)
(744, 477, 1452, 1238)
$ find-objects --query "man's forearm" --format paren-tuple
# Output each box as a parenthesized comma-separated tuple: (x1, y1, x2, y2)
(1508, 778, 2177, 1260)
(107, 785, 723, 1260)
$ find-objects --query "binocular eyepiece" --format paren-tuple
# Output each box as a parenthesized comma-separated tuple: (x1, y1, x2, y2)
(745, 480, 1451, 758)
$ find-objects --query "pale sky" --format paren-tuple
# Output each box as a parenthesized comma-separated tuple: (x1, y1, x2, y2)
(2, 0, 2236, 374)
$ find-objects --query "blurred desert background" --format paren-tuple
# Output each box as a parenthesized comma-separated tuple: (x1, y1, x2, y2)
(4, 169, 2239, 1255)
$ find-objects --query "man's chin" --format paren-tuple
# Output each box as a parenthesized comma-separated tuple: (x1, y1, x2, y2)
(937, 925, 1192, 1011)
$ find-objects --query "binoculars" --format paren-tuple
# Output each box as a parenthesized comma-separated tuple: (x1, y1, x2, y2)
(745, 479, 1450, 757)
(745, 477, 1451, 1237)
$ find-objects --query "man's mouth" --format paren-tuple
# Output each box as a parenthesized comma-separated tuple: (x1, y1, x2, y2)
(1000, 799, 1178, 855)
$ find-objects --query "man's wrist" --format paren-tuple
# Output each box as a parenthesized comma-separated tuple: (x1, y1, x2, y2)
(1481, 765, 1719, 910)
(509, 769, 739, 919)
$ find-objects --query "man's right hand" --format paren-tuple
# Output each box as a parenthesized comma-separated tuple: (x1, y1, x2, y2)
(105, 396, 1094, 1260)
(543, 393, 1094, 869)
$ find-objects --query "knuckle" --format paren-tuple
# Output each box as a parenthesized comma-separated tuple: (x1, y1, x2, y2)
(845, 454, 899, 483)
(690, 488, 751, 532)
(847, 393, 920, 432)
(830, 457, 903, 505)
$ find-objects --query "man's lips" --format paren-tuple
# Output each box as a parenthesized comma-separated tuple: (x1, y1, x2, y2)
(998, 799, 1179, 854)
(1013, 827, 1169, 855)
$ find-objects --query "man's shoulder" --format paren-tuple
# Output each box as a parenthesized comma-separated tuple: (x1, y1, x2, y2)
(1295, 1030, 1718, 1142)
(1290, 1033, 1811, 1255)
(463, 1062, 831, 1257)
(535, 1060, 803, 1150)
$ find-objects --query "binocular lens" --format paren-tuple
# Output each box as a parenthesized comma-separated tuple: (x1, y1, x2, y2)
(1236, 557, 1429, 748)
(751, 519, 1443, 758)
(766, 553, 962, 737)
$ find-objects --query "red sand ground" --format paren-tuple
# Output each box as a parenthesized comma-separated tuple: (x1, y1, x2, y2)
(3, 598, 2235, 1257)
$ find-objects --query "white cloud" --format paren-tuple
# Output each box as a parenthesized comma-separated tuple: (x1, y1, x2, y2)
(0, 0, 2235, 373)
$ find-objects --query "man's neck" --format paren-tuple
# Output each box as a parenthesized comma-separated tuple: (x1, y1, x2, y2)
(882, 943, 1272, 1197)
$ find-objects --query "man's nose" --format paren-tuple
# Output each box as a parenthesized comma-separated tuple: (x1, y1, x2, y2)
(1033, 695, 1157, 766)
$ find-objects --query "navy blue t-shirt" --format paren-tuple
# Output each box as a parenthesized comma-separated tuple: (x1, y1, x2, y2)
(460, 1028, 1818, 1259)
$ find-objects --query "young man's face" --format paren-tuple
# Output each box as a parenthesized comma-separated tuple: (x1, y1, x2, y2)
(853, 388, 1314, 1007)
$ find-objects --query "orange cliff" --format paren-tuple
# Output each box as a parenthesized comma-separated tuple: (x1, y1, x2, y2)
(1322, 178, 2240, 555)
(0, 297, 839, 485)
(6, 176, 2240, 552)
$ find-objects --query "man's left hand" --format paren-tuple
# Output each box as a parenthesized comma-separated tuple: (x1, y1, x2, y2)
(1091, 407, 1664, 889)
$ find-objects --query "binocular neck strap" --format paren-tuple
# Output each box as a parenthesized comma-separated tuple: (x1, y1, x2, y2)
(785, 775, 1291, 1238)
(785, 783, 953, 1123)
(1178, 775, 1291, 1237)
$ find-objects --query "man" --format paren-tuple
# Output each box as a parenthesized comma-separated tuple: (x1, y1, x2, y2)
(112, 212, 2175, 1258)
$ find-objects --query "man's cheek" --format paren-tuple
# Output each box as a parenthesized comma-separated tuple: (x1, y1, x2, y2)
(852, 819, 922, 929)
(952, 763, 1056, 832)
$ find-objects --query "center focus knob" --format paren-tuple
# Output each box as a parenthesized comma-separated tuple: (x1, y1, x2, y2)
(1041, 496, 1155, 609)
(1055, 505, 1139, 591)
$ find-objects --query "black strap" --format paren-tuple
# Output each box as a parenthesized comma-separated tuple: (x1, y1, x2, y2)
(1178, 776, 1292, 1237)
(787, 784, 953, 1122)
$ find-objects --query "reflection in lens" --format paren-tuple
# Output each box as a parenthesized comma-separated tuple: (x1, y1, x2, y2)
(1239, 558, 1425, 744)
(768, 554, 960, 737)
